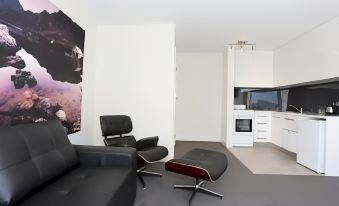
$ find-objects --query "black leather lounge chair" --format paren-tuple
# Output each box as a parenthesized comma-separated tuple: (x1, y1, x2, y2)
(100, 115, 169, 188)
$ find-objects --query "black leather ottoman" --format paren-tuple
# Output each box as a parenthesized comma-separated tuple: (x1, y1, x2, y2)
(165, 149, 228, 205)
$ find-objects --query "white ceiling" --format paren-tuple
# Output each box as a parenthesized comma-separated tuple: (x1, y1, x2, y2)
(80, 0, 339, 52)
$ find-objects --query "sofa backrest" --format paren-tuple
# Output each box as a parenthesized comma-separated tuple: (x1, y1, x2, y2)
(0, 120, 78, 205)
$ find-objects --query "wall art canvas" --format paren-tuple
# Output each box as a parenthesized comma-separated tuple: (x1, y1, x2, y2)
(0, 0, 85, 134)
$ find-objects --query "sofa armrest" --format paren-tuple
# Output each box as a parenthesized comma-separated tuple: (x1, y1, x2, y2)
(136, 136, 159, 151)
(74, 145, 136, 170)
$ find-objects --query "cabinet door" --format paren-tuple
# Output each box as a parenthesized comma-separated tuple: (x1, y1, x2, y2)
(282, 114, 298, 132)
(282, 129, 289, 150)
(297, 118, 325, 173)
(282, 129, 297, 153)
(288, 131, 298, 153)
(271, 115, 282, 147)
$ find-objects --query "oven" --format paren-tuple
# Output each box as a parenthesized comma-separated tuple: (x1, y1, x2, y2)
(233, 110, 254, 147)
(233, 110, 254, 135)
(234, 118, 253, 134)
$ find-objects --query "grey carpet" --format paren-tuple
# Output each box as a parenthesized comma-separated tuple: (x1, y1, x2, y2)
(133, 141, 339, 206)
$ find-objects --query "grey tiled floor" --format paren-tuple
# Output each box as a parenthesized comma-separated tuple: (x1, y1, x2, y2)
(229, 143, 319, 175)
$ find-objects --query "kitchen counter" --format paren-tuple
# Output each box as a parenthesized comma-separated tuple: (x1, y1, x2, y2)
(269, 110, 339, 176)
(234, 109, 339, 175)
(270, 111, 339, 119)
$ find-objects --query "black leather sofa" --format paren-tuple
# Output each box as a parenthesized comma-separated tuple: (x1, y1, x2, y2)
(0, 120, 136, 206)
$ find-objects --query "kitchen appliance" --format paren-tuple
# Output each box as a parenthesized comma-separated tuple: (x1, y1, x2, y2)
(333, 105, 339, 115)
(317, 106, 326, 115)
(332, 102, 339, 115)
(297, 117, 325, 174)
(234, 105, 246, 110)
(233, 110, 254, 147)
(326, 106, 333, 114)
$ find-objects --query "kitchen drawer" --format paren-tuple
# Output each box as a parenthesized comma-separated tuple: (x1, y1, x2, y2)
(254, 136, 270, 142)
(254, 130, 270, 142)
(255, 116, 271, 124)
(282, 115, 298, 132)
(255, 111, 271, 117)
(255, 123, 270, 131)
(255, 129, 270, 136)
(233, 135, 254, 147)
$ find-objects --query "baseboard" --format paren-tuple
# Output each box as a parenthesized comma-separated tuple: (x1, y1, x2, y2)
(175, 136, 221, 142)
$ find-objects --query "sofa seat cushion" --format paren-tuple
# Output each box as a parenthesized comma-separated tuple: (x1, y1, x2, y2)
(21, 167, 136, 206)
(0, 121, 78, 205)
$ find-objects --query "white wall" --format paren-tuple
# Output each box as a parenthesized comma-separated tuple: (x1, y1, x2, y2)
(175, 53, 223, 142)
(274, 17, 339, 86)
(234, 50, 274, 88)
(220, 51, 228, 146)
(93, 25, 176, 159)
(225, 47, 235, 147)
(51, 0, 97, 145)
(46, 3, 177, 159)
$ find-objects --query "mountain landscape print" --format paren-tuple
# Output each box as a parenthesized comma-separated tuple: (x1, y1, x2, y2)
(0, 0, 85, 134)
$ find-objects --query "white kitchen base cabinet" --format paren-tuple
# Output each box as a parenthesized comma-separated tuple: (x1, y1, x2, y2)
(254, 111, 271, 142)
(268, 111, 339, 176)
(297, 117, 325, 174)
(271, 114, 282, 147)
(282, 129, 297, 153)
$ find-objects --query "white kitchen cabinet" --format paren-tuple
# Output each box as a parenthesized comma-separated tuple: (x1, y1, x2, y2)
(282, 129, 297, 153)
(271, 113, 282, 147)
(254, 111, 271, 142)
(281, 115, 298, 132)
(234, 51, 274, 87)
(297, 117, 325, 173)
(281, 114, 299, 153)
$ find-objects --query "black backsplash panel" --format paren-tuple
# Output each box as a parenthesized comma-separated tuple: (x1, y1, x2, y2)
(234, 88, 247, 105)
(287, 82, 339, 113)
(235, 81, 339, 113)
(248, 90, 281, 110)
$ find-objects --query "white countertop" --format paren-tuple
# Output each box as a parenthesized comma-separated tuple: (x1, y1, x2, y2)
(270, 111, 338, 119)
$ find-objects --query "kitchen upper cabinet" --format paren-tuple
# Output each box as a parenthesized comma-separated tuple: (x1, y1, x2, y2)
(273, 17, 339, 87)
(234, 51, 274, 88)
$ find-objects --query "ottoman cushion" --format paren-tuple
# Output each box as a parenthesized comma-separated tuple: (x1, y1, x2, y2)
(165, 149, 228, 182)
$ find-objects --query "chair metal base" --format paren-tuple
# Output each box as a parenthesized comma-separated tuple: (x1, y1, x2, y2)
(174, 179, 222, 206)
(137, 166, 162, 189)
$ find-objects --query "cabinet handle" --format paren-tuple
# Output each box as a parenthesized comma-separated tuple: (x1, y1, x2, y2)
(272, 116, 280, 118)
(257, 116, 268, 117)
(284, 118, 295, 121)
(307, 117, 326, 121)
(257, 130, 267, 133)
(282, 128, 298, 133)
(256, 123, 268, 125)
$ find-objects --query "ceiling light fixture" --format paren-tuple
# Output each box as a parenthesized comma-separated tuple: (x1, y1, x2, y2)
(229, 41, 256, 51)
